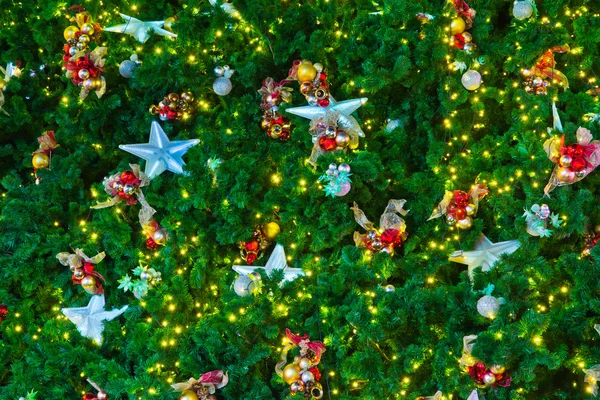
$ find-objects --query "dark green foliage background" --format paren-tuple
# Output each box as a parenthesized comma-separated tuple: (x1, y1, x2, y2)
(2, 0, 600, 399)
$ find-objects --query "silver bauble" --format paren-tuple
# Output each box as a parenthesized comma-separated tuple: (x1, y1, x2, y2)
(301, 371, 315, 383)
(78, 69, 90, 80)
(119, 59, 138, 79)
(338, 163, 351, 173)
(384, 284, 396, 292)
(325, 126, 336, 138)
(513, 0, 534, 20)
(213, 76, 232, 96)
(483, 372, 497, 385)
(123, 184, 135, 195)
(461, 70, 482, 91)
(233, 274, 258, 296)
(477, 295, 501, 319)
(214, 65, 225, 76)
(140, 270, 152, 281)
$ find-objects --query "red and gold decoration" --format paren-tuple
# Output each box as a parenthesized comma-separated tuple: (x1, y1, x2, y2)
(0, 304, 7, 323)
(32, 131, 59, 183)
(450, 0, 477, 53)
(238, 221, 281, 264)
(308, 110, 358, 165)
(275, 328, 326, 399)
(258, 77, 293, 141)
(62, 7, 107, 99)
(288, 60, 330, 107)
(522, 45, 569, 95)
(543, 128, 600, 195)
(0, 61, 22, 115)
(83, 379, 108, 400)
(171, 370, 229, 400)
(459, 335, 511, 387)
(56, 249, 106, 295)
(149, 91, 194, 121)
(351, 199, 409, 255)
(582, 225, 600, 256)
(428, 184, 489, 230)
(142, 217, 167, 251)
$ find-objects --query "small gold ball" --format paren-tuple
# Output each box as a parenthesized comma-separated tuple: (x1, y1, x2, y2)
(594, 225, 600, 234)
(450, 17, 466, 35)
(557, 166, 575, 183)
(81, 276, 97, 293)
(298, 357, 312, 370)
(80, 23, 95, 35)
(283, 363, 301, 384)
(297, 61, 318, 83)
(181, 92, 194, 102)
(168, 101, 178, 110)
(64, 25, 80, 41)
(32, 153, 50, 169)
(490, 364, 506, 374)
(260, 118, 271, 130)
(456, 217, 473, 230)
(168, 93, 180, 102)
(263, 222, 281, 240)
(153, 229, 168, 245)
(83, 79, 95, 90)
(179, 390, 199, 400)
(164, 17, 177, 32)
(0, 79, 7, 90)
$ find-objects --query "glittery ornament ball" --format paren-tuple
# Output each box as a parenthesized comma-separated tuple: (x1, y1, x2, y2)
(233, 274, 257, 296)
(461, 70, 482, 91)
(513, 0, 533, 20)
(213, 77, 232, 96)
(119, 60, 138, 78)
(477, 295, 500, 319)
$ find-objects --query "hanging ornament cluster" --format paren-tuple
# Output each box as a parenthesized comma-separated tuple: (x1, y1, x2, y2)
(118, 263, 162, 299)
(522, 45, 569, 95)
(119, 54, 141, 78)
(104, 13, 177, 43)
(319, 163, 352, 197)
(459, 335, 511, 387)
(32, 131, 59, 183)
(351, 200, 409, 255)
(543, 128, 600, 195)
(583, 325, 600, 395)
(0, 61, 22, 114)
(172, 370, 229, 400)
(307, 111, 358, 164)
(82, 379, 108, 400)
(149, 91, 194, 121)
(290, 60, 331, 107)
(582, 225, 600, 256)
(213, 65, 234, 96)
(428, 184, 488, 229)
(62, 7, 107, 99)
(523, 204, 562, 237)
(416, 13, 434, 40)
(238, 221, 281, 264)
(92, 164, 149, 208)
(417, 391, 479, 400)
(276, 329, 326, 399)
(512, 0, 535, 20)
(56, 249, 106, 295)
(258, 77, 293, 141)
(0, 303, 7, 323)
(450, 0, 476, 53)
(141, 206, 167, 250)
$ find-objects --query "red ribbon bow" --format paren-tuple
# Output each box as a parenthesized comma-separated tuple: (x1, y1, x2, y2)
(285, 328, 327, 364)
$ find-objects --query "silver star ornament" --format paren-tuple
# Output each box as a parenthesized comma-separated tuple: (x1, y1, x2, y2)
(105, 13, 177, 43)
(120, 121, 200, 179)
(286, 97, 368, 138)
(449, 234, 520, 278)
(62, 294, 128, 345)
(232, 244, 304, 286)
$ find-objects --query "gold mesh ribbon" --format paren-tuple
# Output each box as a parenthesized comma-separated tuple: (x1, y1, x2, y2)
(459, 334, 478, 367)
(56, 248, 105, 269)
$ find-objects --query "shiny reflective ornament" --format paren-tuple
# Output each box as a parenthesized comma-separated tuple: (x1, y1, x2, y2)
(450, 17, 466, 34)
(139, 270, 152, 281)
(164, 16, 177, 32)
(301, 370, 315, 383)
(233, 274, 259, 296)
(521, 68, 532, 77)
(462, 32, 472, 43)
(181, 92, 194, 102)
(283, 364, 301, 384)
(123, 184, 135, 195)
(384, 284, 396, 293)
(76, 41, 86, 50)
(179, 390, 199, 400)
(69, 46, 78, 56)
(461, 70, 482, 91)
(97, 390, 108, 400)
(483, 372, 496, 385)
(81, 23, 95, 35)
(83, 79, 95, 90)
(311, 382, 324, 399)
(290, 381, 305, 394)
(557, 166, 575, 183)
(81, 276, 97, 294)
(298, 357, 312, 370)
(463, 42, 476, 53)
(338, 163, 351, 173)
(465, 204, 476, 216)
(371, 239, 383, 251)
(477, 295, 500, 319)
(153, 229, 167, 245)
(78, 34, 90, 44)
(297, 61, 318, 83)
(119, 55, 140, 79)
(78, 69, 90, 80)
(64, 25, 79, 40)
(559, 155, 572, 167)
(32, 153, 49, 169)
(490, 364, 506, 374)
(264, 221, 281, 240)
(575, 170, 586, 178)
(336, 182, 351, 196)
(456, 217, 473, 230)
(335, 130, 350, 147)
(513, 0, 534, 20)
(213, 76, 232, 96)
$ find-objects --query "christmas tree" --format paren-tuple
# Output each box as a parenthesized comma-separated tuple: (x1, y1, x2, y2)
(2, 0, 600, 399)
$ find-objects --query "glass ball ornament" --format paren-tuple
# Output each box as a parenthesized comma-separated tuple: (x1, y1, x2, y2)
(461, 70, 482, 91)
(384, 284, 396, 292)
(213, 76, 232, 96)
(283, 364, 301, 384)
(335, 182, 351, 197)
(513, 0, 534, 20)
(477, 295, 501, 319)
(119, 60, 138, 78)
(233, 273, 259, 296)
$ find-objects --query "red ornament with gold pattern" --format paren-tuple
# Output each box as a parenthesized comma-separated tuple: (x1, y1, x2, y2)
(428, 183, 488, 230)
(149, 91, 194, 121)
(276, 328, 326, 399)
(238, 221, 281, 264)
(56, 249, 106, 295)
(351, 200, 409, 255)
(450, 0, 477, 53)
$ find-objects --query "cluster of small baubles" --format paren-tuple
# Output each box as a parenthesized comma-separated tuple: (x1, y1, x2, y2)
(239, 222, 281, 264)
(108, 170, 141, 204)
(556, 144, 587, 183)
(213, 65, 234, 96)
(521, 68, 549, 95)
(64, 20, 97, 55)
(145, 224, 168, 250)
(317, 124, 351, 152)
(446, 190, 476, 230)
(582, 224, 600, 256)
(362, 227, 407, 254)
(326, 163, 352, 196)
(150, 92, 194, 121)
(297, 61, 330, 108)
(82, 390, 108, 400)
(71, 262, 101, 295)
(64, 67, 103, 91)
(140, 267, 161, 284)
(449, 17, 476, 53)
(32, 152, 50, 169)
(326, 163, 351, 177)
(261, 112, 291, 141)
(283, 357, 323, 399)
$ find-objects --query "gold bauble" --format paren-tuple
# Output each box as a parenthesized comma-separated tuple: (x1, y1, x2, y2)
(465, 203, 476, 216)
(78, 34, 90, 44)
(263, 221, 281, 240)
(490, 364, 506, 374)
(80, 23, 95, 35)
(594, 224, 600, 234)
(311, 382, 324, 399)
(335, 130, 350, 147)
(179, 390, 199, 400)
(81, 276, 97, 293)
(270, 125, 282, 138)
(456, 217, 473, 230)
(32, 153, 50, 169)
(450, 17, 466, 34)
(297, 62, 318, 83)
(168, 101, 178, 110)
(260, 118, 271, 130)
(153, 229, 168, 245)
(164, 17, 177, 32)
(93, 78, 103, 90)
(298, 357, 312, 370)
(462, 32, 472, 43)
(0, 79, 6, 90)
(283, 363, 301, 384)
(64, 25, 80, 41)
(181, 92, 194, 102)
(557, 166, 575, 183)
(83, 79, 95, 90)
(168, 93, 180, 102)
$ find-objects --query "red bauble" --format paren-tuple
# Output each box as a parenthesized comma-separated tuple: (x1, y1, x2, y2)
(571, 157, 586, 172)
(245, 241, 259, 252)
(0, 304, 7, 322)
(120, 170, 138, 184)
(146, 237, 159, 251)
(455, 207, 466, 220)
(318, 136, 337, 151)
(380, 229, 400, 245)
(246, 252, 257, 265)
(317, 98, 330, 107)
(82, 393, 97, 400)
(453, 33, 465, 49)
(319, 72, 327, 82)
(567, 144, 584, 158)
(167, 110, 178, 119)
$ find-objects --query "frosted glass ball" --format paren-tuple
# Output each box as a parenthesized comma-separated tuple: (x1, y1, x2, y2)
(119, 60, 138, 78)
(335, 182, 351, 196)
(513, 0, 533, 20)
(461, 70, 482, 91)
(213, 77, 232, 96)
(477, 295, 501, 319)
(233, 274, 257, 296)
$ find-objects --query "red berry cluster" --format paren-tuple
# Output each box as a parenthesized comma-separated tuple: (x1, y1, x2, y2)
(467, 362, 511, 387)
(262, 111, 291, 141)
(108, 170, 141, 205)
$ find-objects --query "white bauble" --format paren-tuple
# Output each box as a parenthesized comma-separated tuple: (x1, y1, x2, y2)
(477, 295, 501, 319)
(233, 274, 257, 296)
(213, 77, 232, 96)
(513, 0, 534, 20)
(461, 70, 482, 91)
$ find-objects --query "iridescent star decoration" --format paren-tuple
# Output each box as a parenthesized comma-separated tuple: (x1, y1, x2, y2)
(285, 97, 368, 137)
(105, 13, 177, 43)
(232, 244, 304, 286)
(120, 121, 200, 179)
(449, 234, 520, 278)
(62, 295, 128, 345)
